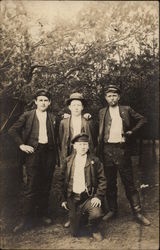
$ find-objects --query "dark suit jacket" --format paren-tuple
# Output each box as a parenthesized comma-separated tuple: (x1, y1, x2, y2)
(59, 153, 106, 203)
(98, 105, 147, 157)
(8, 109, 59, 162)
(59, 116, 96, 163)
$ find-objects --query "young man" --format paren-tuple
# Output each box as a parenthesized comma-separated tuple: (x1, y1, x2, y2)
(58, 133, 106, 240)
(9, 89, 59, 232)
(59, 92, 96, 228)
(59, 92, 96, 164)
(98, 84, 151, 226)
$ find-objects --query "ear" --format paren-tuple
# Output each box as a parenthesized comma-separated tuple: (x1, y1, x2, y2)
(34, 99, 37, 105)
(73, 144, 76, 150)
(68, 105, 71, 111)
(118, 95, 120, 101)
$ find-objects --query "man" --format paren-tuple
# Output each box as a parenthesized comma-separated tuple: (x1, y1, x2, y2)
(59, 92, 96, 228)
(58, 133, 106, 240)
(59, 92, 96, 164)
(98, 84, 151, 226)
(9, 89, 58, 232)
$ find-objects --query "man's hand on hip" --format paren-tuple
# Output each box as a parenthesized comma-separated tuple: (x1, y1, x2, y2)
(61, 201, 69, 210)
(19, 144, 34, 154)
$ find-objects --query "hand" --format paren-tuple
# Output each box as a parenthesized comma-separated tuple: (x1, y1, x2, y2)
(63, 113, 71, 119)
(83, 113, 91, 120)
(125, 131, 133, 136)
(91, 197, 101, 207)
(19, 144, 34, 154)
(61, 201, 69, 210)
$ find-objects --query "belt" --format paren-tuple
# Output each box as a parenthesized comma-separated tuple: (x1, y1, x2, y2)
(71, 191, 89, 201)
(104, 142, 126, 148)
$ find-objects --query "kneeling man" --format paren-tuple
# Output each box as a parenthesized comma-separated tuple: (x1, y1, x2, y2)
(58, 133, 106, 240)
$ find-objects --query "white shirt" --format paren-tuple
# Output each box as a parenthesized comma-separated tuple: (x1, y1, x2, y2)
(71, 116, 82, 137)
(73, 154, 87, 194)
(108, 106, 125, 143)
(36, 110, 48, 144)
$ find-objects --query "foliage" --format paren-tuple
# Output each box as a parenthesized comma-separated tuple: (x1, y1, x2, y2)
(0, 1, 159, 137)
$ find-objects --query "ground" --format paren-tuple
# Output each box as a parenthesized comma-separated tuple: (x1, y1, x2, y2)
(0, 141, 159, 250)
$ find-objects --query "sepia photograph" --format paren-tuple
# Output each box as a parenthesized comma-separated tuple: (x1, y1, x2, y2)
(0, 0, 159, 249)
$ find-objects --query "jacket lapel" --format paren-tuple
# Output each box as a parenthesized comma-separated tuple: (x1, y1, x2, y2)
(24, 110, 36, 139)
(66, 153, 76, 180)
(99, 107, 108, 139)
(64, 117, 70, 141)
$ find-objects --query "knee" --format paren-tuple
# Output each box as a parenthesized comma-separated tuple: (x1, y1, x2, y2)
(89, 207, 103, 221)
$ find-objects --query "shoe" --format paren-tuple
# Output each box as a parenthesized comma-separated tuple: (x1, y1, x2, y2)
(92, 232, 103, 241)
(13, 219, 32, 233)
(135, 213, 151, 226)
(102, 211, 116, 221)
(13, 222, 26, 233)
(63, 220, 70, 228)
(41, 216, 52, 226)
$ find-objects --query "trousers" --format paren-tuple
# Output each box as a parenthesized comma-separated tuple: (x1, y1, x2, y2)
(23, 143, 56, 217)
(67, 193, 103, 236)
(103, 143, 141, 213)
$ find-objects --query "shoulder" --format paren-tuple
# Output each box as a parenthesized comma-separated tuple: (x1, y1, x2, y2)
(60, 117, 70, 125)
(119, 105, 131, 111)
(21, 109, 35, 118)
(99, 107, 107, 114)
(48, 112, 57, 121)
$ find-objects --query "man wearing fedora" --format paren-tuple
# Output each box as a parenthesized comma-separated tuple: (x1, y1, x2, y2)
(98, 84, 151, 226)
(59, 92, 96, 165)
(9, 89, 59, 232)
(58, 133, 106, 240)
(59, 92, 96, 228)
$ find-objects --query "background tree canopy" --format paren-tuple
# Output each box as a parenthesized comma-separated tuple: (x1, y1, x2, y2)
(0, 0, 159, 138)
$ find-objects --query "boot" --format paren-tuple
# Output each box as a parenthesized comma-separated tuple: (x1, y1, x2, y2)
(134, 213, 151, 226)
(102, 211, 117, 221)
(129, 192, 151, 226)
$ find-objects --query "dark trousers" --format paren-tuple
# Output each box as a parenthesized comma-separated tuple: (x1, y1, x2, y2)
(67, 193, 103, 236)
(103, 143, 141, 213)
(23, 143, 56, 218)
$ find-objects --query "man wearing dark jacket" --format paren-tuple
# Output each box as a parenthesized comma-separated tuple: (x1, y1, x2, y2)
(59, 92, 96, 164)
(9, 89, 58, 232)
(58, 133, 106, 241)
(98, 85, 150, 226)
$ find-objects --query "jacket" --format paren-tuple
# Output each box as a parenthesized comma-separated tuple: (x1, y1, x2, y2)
(58, 152, 106, 203)
(8, 109, 59, 162)
(59, 116, 96, 163)
(98, 105, 147, 157)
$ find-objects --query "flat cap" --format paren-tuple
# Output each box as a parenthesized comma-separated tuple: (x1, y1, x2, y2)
(71, 133, 89, 144)
(105, 85, 121, 94)
(34, 89, 51, 100)
(66, 92, 86, 106)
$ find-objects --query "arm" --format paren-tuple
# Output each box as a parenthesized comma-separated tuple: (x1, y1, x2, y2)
(56, 160, 67, 204)
(94, 160, 106, 200)
(8, 112, 27, 146)
(58, 120, 64, 150)
(8, 112, 34, 153)
(128, 107, 147, 134)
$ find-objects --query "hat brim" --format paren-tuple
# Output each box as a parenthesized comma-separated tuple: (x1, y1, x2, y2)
(66, 98, 86, 106)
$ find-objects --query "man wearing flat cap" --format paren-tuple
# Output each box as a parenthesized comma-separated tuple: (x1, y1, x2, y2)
(58, 133, 106, 240)
(98, 84, 151, 226)
(59, 92, 96, 228)
(9, 88, 59, 232)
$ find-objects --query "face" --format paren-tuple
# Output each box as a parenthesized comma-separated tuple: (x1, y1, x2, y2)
(105, 92, 120, 107)
(35, 96, 51, 112)
(73, 141, 89, 155)
(69, 100, 83, 116)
